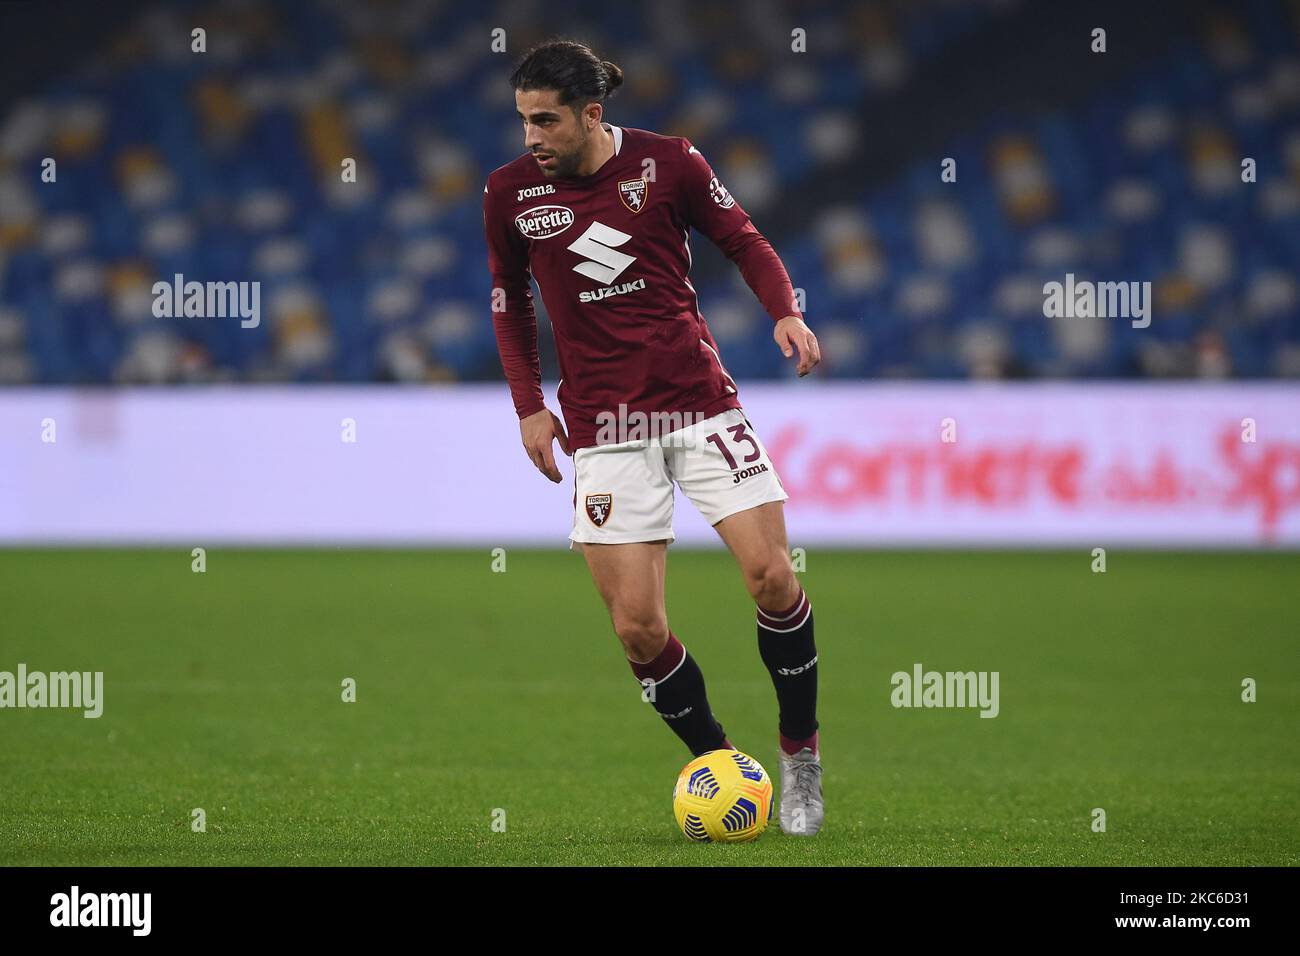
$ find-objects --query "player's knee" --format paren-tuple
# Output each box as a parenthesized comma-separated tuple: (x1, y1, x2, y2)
(745, 553, 799, 609)
(612, 610, 669, 662)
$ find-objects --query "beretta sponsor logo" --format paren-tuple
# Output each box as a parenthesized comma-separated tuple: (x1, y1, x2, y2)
(515, 204, 575, 240)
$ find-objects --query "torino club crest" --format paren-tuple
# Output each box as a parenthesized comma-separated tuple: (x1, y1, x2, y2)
(585, 493, 614, 527)
(618, 178, 648, 213)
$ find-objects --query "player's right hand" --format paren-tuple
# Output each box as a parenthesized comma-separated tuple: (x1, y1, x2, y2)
(520, 407, 570, 483)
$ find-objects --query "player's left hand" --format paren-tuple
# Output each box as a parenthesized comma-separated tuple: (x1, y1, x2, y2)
(774, 316, 820, 376)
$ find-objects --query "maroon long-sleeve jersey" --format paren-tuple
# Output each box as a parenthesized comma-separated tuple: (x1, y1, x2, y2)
(483, 122, 802, 451)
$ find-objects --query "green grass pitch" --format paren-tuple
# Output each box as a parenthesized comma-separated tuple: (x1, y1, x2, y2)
(1, 548, 1296, 866)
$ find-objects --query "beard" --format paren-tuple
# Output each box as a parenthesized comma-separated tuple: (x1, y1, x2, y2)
(541, 126, 589, 178)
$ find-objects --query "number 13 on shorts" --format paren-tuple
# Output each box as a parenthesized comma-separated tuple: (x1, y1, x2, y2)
(673, 409, 788, 526)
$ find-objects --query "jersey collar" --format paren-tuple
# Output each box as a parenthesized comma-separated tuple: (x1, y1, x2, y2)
(605, 122, 623, 155)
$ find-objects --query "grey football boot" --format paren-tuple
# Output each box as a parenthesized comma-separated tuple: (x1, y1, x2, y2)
(778, 746, 823, 835)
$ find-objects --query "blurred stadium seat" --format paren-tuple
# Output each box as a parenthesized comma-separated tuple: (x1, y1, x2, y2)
(0, 0, 1296, 385)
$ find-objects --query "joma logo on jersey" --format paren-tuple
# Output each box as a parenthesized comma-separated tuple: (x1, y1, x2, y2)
(516, 184, 555, 201)
(731, 463, 769, 484)
(515, 204, 574, 239)
(585, 493, 613, 527)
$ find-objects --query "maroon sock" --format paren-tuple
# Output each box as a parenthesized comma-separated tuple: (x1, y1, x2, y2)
(780, 730, 819, 756)
(757, 587, 820, 745)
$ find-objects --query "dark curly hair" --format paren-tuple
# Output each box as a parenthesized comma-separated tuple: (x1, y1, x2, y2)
(509, 39, 624, 111)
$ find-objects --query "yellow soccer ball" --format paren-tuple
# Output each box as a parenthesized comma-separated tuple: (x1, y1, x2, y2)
(672, 749, 773, 842)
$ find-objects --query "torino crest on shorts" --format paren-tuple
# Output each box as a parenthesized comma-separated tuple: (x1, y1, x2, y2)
(585, 494, 613, 527)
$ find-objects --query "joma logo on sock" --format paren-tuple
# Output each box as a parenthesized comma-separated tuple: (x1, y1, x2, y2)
(50, 886, 151, 936)
(662, 706, 693, 720)
(890, 662, 999, 718)
(777, 654, 818, 676)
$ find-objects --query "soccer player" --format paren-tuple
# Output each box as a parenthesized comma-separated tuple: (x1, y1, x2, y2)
(483, 40, 824, 835)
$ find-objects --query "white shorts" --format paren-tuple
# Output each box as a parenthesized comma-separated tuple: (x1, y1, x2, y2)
(569, 407, 790, 547)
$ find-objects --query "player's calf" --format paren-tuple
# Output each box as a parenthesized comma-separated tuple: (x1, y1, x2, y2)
(755, 584, 819, 754)
(628, 631, 731, 757)
(714, 504, 821, 759)
(755, 584, 823, 836)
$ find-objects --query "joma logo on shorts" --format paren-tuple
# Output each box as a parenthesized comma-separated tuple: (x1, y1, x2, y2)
(731, 463, 769, 484)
